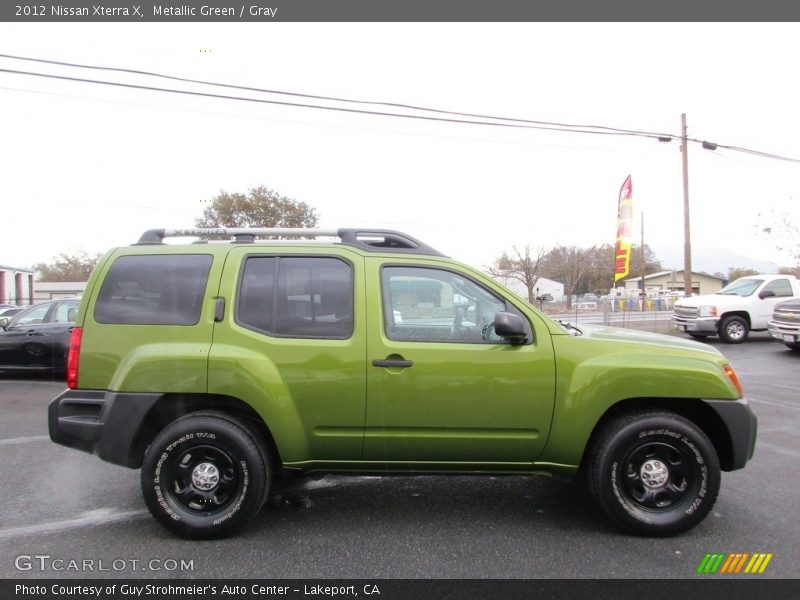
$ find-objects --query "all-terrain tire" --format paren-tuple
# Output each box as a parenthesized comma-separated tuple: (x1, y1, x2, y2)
(141, 414, 270, 539)
(588, 411, 720, 536)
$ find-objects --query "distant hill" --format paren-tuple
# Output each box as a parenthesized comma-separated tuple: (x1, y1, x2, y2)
(651, 245, 781, 277)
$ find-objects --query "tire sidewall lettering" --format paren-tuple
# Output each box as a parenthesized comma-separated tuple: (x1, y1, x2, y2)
(150, 429, 247, 526)
(610, 427, 708, 524)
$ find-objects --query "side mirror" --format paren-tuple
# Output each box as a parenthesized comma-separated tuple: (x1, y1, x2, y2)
(493, 312, 528, 344)
(759, 289, 776, 299)
(0, 317, 8, 328)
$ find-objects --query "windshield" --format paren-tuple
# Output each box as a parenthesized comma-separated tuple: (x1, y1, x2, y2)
(717, 278, 763, 297)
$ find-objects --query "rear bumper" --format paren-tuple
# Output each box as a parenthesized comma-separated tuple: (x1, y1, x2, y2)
(702, 398, 757, 471)
(48, 389, 161, 468)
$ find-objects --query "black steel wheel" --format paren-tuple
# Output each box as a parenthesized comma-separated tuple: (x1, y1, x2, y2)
(141, 414, 270, 539)
(588, 411, 720, 536)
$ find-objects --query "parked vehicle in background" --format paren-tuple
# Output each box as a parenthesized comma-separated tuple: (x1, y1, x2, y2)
(0, 306, 23, 320)
(768, 298, 800, 351)
(0, 298, 80, 372)
(672, 274, 800, 343)
(50, 228, 756, 540)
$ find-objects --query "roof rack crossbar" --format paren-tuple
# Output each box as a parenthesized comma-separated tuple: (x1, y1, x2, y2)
(135, 227, 444, 256)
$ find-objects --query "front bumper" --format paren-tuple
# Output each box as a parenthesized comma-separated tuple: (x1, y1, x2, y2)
(702, 398, 757, 471)
(49, 388, 161, 468)
(672, 316, 720, 334)
(768, 320, 800, 344)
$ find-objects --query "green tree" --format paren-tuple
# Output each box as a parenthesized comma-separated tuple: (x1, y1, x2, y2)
(34, 251, 101, 282)
(728, 267, 759, 281)
(580, 244, 662, 295)
(196, 185, 319, 229)
(542, 245, 597, 309)
(758, 209, 799, 273)
(487, 245, 546, 303)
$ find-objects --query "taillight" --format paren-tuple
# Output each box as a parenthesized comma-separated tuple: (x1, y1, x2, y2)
(67, 327, 83, 389)
(723, 364, 743, 398)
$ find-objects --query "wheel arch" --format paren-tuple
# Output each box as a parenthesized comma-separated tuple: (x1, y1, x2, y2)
(580, 397, 736, 472)
(130, 393, 281, 470)
(719, 311, 751, 328)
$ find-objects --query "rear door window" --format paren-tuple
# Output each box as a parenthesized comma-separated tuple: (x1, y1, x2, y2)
(237, 256, 353, 339)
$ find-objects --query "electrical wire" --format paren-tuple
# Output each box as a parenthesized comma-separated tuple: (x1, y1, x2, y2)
(0, 66, 672, 139)
(0, 51, 675, 138)
(1, 52, 799, 164)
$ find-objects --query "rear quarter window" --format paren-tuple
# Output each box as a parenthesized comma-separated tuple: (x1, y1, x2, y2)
(94, 254, 213, 325)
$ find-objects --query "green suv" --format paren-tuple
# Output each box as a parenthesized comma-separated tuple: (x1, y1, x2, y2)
(49, 228, 757, 539)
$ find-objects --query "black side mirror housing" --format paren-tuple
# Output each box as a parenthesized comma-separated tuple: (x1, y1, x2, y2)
(494, 312, 528, 344)
(759, 289, 776, 299)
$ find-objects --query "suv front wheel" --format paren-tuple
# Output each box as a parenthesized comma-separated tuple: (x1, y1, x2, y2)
(588, 411, 720, 536)
(141, 414, 270, 539)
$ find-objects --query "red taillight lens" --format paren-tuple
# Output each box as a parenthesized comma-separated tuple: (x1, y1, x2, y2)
(67, 327, 83, 389)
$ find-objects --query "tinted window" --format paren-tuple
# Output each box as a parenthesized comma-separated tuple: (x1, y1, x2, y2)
(763, 279, 793, 298)
(237, 256, 353, 339)
(94, 255, 212, 325)
(53, 301, 79, 323)
(11, 303, 51, 326)
(382, 267, 506, 343)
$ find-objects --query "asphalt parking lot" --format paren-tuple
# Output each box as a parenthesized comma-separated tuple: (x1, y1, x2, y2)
(0, 332, 797, 580)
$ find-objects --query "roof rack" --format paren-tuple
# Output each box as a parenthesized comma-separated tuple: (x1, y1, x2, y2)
(135, 228, 445, 257)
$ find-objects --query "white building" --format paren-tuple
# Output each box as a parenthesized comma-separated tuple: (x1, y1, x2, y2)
(33, 281, 87, 301)
(0, 265, 35, 306)
(492, 275, 565, 303)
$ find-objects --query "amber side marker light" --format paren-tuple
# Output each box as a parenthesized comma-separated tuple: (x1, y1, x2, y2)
(724, 364, 744, 398)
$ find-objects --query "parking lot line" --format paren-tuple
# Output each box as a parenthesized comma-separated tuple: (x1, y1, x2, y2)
(0, 435, 50, 446)
(0, 509, 149, 541)
(755, 441, 800, 460)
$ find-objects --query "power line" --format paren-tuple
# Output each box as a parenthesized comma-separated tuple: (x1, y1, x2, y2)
(0, 51, 675, 138)
(2, 52, 800, 164)
(0, 66, 669, 139)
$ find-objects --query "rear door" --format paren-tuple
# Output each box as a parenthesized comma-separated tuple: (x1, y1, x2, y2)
(209, 247, 367, 464)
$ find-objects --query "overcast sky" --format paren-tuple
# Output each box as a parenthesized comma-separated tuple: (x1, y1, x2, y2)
(1, 23, 798, 275)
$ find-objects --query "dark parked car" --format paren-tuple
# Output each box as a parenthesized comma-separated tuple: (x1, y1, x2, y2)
(0, 299, 80, 372)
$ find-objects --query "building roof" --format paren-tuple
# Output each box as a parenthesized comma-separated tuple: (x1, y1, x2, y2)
(625, 270, 727, 283)
(0, 265, 35, 274)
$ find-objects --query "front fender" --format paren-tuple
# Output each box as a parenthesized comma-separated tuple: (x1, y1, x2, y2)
(538, 336, 740, 468)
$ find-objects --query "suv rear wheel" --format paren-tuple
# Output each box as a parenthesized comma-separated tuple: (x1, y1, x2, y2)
(141, 414, 270, 539)
(588, 411, 720, 536)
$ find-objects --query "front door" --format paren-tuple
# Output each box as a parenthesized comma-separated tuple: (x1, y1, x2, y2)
(364, 260, 555, 467)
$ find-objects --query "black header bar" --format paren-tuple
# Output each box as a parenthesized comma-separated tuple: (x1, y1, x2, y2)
(1, 0, 799, 22)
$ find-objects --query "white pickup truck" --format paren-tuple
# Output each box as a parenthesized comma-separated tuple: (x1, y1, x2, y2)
(672, 274, 800, 343)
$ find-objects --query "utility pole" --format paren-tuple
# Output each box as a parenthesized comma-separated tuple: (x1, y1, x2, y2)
(641, 211, 646, 299)
(681, 113, 693, 296)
